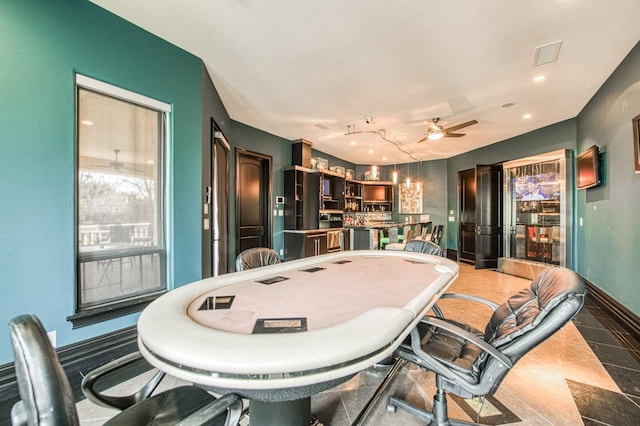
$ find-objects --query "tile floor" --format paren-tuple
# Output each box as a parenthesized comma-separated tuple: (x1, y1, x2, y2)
(73, 264, 640, 425)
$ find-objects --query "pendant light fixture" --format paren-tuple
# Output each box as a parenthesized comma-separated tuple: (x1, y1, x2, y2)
(405, 163, 411, 187)
(392, 164, 398, 184)
(415, 161, 422, 192)
(370, 132, 378, 180)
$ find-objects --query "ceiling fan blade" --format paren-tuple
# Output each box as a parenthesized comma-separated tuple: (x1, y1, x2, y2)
(417, 135, 428, 143)
(443, 132, 465, 137)
(405, 118, 429, 125)
(442, 119, 478, 133)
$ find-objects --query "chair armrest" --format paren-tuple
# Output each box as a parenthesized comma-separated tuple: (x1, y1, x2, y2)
(10, 400, 28, 426)
(413, 317, 512, 369)
(431, 293, 500, 319)
(176, 393, 244, 426)
(81, 351, 165, 411)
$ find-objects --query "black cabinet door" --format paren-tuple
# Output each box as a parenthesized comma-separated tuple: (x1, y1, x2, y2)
(301, 172, 320, 229)
(304, 234, 328, 256)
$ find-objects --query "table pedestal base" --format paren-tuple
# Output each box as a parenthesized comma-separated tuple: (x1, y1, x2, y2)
(250, 397, 311, 426)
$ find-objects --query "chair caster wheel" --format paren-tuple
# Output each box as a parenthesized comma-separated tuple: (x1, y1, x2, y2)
(386, 403, 397, 413)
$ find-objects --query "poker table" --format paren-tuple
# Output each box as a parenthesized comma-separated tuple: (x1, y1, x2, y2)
(137, 250, 458, 425)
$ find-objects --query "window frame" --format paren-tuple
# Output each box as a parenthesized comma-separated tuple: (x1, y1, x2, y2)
(68, 74, 171, 328)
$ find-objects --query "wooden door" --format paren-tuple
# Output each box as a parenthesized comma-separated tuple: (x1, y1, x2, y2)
(458, 168, 476, 264)
(236, 149, 271, 256)
(475, 164, 502, 269)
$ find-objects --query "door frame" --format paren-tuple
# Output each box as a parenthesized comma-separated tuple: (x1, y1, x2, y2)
(202, 120, 230, 278)
(457, 168, 476, 265)
(235, 147, 273, 257)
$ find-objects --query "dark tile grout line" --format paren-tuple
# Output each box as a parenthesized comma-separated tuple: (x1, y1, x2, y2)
(599, 361, 640, 375)
(576, 306, 640, 364)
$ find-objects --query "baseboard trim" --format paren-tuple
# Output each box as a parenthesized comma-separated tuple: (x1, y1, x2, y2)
(446, 248, 457, 261)
(0, 325, 143, 403)
(583, 279, 640, 339)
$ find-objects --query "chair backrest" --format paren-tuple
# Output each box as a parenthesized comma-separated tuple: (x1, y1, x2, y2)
(235, 247, 281, 271)
(430, 225, 443, 245)
(420, 222, 432, 240)
(9, 314, 79, 426)
(388, 227, 399, 244)
(475, 267, 586, 393)
(110, 225, 134, 243)
(403, 239, 443, 256)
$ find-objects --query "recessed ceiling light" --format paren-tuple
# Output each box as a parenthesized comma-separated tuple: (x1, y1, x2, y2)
(523, 113, 532, 119)
(534, 75, 546, 82)
(350, 140, 356, 145)
(368, 149, 374, 154)
(80, 120, 93, 126)
(382, 156, 388, 161)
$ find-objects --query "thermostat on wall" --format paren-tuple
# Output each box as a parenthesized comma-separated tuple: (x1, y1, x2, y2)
(275, 196, 285, 204)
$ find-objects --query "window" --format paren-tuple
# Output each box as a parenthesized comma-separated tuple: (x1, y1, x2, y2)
(73, 75, 169, 324)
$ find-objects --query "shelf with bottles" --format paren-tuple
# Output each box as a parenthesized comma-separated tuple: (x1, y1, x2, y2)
(512, 224, 561, 265)
(344, 197, 361, 212)
(362, 201, 392, 213)
(344, 180, 363, 212)
(515, 199, 560, 227)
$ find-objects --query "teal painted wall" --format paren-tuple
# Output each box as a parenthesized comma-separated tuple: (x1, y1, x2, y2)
(0, 0, 209, 363)
(575, 41, 640, 315)
(229, 120, 291, 264)
(446, 120, 577, 256)
(388, 161, 448, 243)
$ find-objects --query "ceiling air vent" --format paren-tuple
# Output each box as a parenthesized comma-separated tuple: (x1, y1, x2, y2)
(533, 40, 563, 66)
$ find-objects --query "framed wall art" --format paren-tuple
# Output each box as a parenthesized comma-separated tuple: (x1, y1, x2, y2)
(399, 183, 422, 214)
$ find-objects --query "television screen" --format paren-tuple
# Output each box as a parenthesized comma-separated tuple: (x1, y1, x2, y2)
(322, 178, 331, 197)
(576, 145, 601, 189)
(363, 185, 386, 201)
(512, 161, 560, 201)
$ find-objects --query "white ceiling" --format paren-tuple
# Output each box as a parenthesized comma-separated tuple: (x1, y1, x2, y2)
(90, 0, 640, 165)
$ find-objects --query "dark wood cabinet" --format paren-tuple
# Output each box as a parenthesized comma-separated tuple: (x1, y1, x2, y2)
(284, 231, 327, 260)
(284, 167, 319, 230)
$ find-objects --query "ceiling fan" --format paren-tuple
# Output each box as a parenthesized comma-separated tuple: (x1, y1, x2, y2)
(108, 149, 125, 169)
(417, 118, 478, 143)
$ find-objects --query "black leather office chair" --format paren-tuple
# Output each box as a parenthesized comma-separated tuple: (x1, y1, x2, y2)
(235, 247, 281, 271)
(387, 267, 586, 425)
(404, 239, 444, 256)
(8, 314, 242, 426)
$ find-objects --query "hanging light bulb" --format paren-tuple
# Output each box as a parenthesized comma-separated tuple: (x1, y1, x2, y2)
(369, 133, 378, 180)
(392, 165, 398, 184)
(415, 161, 422, 191)
(427, 131, 444, 140)
(405, 163, 411, 187)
